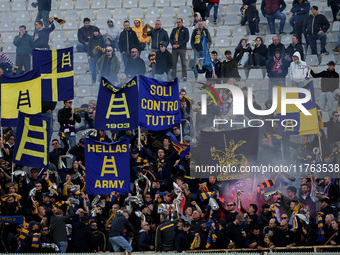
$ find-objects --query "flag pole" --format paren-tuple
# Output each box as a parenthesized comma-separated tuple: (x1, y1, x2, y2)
(138, 126, 141, 150)
(318, 135, 323, 160)
(180, 123, 183, 143)
(11, 163, 14, 182)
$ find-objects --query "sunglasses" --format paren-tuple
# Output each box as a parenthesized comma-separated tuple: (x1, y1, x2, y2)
(42, 229, 49, 231)
(107, 21, 113, 23)
(52, 143, 58, 145)
(227, 204, 235, 207)
(66, 101, 72, 104)
(281, 217, 287, 219)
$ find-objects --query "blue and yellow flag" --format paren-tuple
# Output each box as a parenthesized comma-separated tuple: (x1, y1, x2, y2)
(0, 215, 24, 224)
(85, 138, 130, 195)
(13, 112, 51, 168)
(138, 76, 181, 131)
(166, 131, 190, 158)
(33, 47, 74, 102)
(1, 69, 42, 127)
(201, 32, 215, 72)
(276, 81, 319, 135)
(94, 76, 138, 130)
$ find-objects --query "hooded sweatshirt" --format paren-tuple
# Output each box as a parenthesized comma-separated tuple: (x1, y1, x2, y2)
(132, 18, 150, 44)
(103, 18, 121, 39)
(192, 12, 210, 29)
(289, 51, 308, 80)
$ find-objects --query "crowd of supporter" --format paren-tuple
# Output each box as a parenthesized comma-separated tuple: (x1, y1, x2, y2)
(1, 0, 340, 254)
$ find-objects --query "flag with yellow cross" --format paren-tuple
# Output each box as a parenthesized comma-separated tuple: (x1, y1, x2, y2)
(33, 47, 74, 102)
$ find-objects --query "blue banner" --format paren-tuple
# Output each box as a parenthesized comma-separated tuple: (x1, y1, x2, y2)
(94, 76, 138, 130)
(13, 112, 51, 168)
(1, 69, 42, 127)
(202, 32, 215, 72)
(0, 215, 24, 224)
(33, 47, 74, 102)
(85, 138, 130, 195)
(138, 76, 181, 131)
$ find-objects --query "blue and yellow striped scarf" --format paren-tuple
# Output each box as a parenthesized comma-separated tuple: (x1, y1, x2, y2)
(316, 212, 325, 242)
(199, 191, 217, 201)
(205, 220, 217, 248)
(271, 198, 281, 222)
(31, 233, 41, 248)
(190, 233, 201, 249)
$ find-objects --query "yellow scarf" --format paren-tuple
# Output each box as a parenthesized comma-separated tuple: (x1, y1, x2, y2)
(174, 27, 181, 44)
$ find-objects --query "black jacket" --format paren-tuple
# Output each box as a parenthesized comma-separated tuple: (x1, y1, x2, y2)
(77, 25, 98, 44)
(303, 14, 330, 35)
(72, 222, 95, 252)
(221, 49, 245, 79)
(241, 4, 259, 25)
(154, 49, 172, 74)
(267, 42, 285, 59)
(49, 138, 69, 168)
(87, 33, 105, 58)
(57, 107, 81, 133)
(137, 230, 152, 251)
(119, 28, 140, 53)
(125, 56, 146, 78)
(193, 0, 207, 10)
(310, 69, 339, 92)
(155, 219, 179, 251)
(245, 232, 266, 248)
(69, 145, 85, 164)
(147, 28, 170, 49)
(257, 210, 272, 230)
(109, 214, 137, 237)
(324, 119, 340, 142)
(285, 42, 304, 61)
(266, 56, 289, 78)
(37, 0, 51, 11)
(190, 28, 212, 51)
(170, 26, 190, 49)
(253, 44, 268, 58)
(175, 230, 191, 252)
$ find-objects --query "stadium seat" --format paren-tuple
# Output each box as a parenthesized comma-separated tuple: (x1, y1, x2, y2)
(220, 0, 234, 4)
(11, 1, 26, 11)
(95, 19, 107, 28)
(62, 19, 78, 30)
(155, 0, 170, 7)
(97, 9, 111, 20)
(181, 16, 191, 27)
(91, 0, 105, 9)
(144, 18, 157, 27)
(239, 69, 246, 80)
(305, 55, 319, 66)
(178, 6, 193, 17)
(140, 51, 151, 61)
(146, 7, 160, 18)
(114, 18, 126, 27)
(161, 6, 176, 17)
(75, 0, 89, 9)
(52, 40, 66, 49)
(50, 10, 63, 20)
(16, 11, 30, 22)
(187, 71, 195, 81)
(1, 32, 16, 43)
(248, 69, 264, 79)
(214, 36, 230, 47)
(129, 7, 144, 20)
(74, 52, 88, 63)
(225, 14, 239, 25)
(53, 121, 60, 132)
(331, 32, 339, 43)
(0, 22, 14, 32)
(81, 9, 95, 21)
(123, 0, 138, 8)
(1, 12, 14, 22)
(113, 8, 128, 19)
(74, 63, 87, 74)
(232, 26, 247, 36)
(64, 10, 78, 20)
(280, 34, 291, 45)
(259, 12, 267, 24)
(139, 0, 154, 7)
(77, 74, 92, 86)
(332, 21, 340, 32)
(107, 0, 121, 8)
(161, 16, 174, 27)
(76, 86, 92, 97)
(0, 2, 10, 11)
(226, 4, 241, 15)
(59, 0, 74, 10)
(208, 26, 215, 37)
(3, 43, 16, 53)
(264, 34, 276, 45)
(52, 31, 67, 42)
(171, 0, 185, 7)
(320, 54, 336, 66)
(231, 35, 244, 46)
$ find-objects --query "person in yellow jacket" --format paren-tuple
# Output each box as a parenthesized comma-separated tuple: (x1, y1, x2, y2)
(132, 18, 149, 52)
